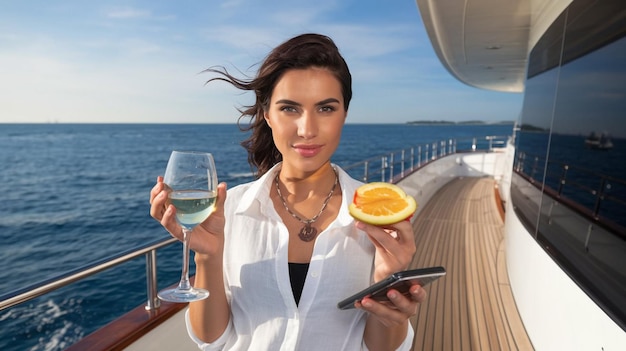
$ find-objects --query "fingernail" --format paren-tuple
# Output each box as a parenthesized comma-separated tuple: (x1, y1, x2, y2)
(355, 221, 365, 230)
(388, 291, 397, 299)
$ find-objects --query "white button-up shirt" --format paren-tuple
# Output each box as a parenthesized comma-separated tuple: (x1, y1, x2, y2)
(186, 164, 414, 350)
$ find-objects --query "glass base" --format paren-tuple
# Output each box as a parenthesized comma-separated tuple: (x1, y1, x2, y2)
(158, 287, 210, 303)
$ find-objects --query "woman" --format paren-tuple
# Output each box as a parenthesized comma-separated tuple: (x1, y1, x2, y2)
(150, 33, 426, 351)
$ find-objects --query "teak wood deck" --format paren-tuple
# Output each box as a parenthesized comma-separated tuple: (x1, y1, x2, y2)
(409, 177, 534, 351)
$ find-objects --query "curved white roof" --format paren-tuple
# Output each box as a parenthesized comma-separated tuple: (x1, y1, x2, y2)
(415, 0, 532, 92)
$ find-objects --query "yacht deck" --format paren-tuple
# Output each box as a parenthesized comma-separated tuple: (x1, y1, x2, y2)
(409, 177, 534, 351)
(64, 175, 535, 351)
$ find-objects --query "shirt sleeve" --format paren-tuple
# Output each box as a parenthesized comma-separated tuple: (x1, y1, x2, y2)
(185, 308, 234, 351)
(395, 321, 415, 351)
(361, 320, 415, 351)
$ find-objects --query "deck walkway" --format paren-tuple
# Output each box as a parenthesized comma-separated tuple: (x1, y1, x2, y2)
(409, 177, 534, 351)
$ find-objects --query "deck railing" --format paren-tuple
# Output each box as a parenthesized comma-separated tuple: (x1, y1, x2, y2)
(512, 152, 626, 331)
(0, 237, 177, 312)
(515, 151, 626, 239)
(342, 135, 507, 182)
(0, 135, 508, 314)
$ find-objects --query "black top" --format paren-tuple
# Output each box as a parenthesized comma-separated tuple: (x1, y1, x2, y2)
(288, 262, 310, 306)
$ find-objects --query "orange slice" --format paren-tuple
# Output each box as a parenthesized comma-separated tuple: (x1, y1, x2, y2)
(348, 182, 417, 225)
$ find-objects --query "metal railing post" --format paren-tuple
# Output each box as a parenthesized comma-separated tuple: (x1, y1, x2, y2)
(592, 178, 607, 219)
(145, 250, 160, 311)
(558, 165, 569, 196)
(531, 157, 538, 180)
(381, 157, 386, 182)
(400, 150, 405, 177)
(389, 153, 395, 181)
(517, 152, 525, 173)
(417, 146, 422, 167)
(584, 224, 593, 252)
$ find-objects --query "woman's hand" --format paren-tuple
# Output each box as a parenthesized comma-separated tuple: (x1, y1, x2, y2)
(357, 219, 424, 349)
(358, 281, 426, 350)
(152, 177, 231, 343)
(149, 176, 228, 259)
(357, 220, 416, 282)
(356, 283, 427, 328)
(356, 219, 422, 319)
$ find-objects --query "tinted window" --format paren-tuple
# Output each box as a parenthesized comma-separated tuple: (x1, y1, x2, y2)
(513, 0, 626, 330)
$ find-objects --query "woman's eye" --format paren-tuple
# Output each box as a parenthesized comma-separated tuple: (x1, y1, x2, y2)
(319, 106, 336, 113)
(280, 105, 298, 113)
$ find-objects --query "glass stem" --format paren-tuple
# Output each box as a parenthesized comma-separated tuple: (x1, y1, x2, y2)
(178, 227, 192, 291)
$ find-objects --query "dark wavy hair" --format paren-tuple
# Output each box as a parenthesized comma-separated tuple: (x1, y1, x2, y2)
(204, 33, 352, 177)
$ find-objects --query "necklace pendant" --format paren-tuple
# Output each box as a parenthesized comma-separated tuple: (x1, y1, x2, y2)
(299, 224, 318, 242)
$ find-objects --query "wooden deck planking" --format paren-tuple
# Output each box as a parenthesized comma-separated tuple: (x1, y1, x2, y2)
(409, 177, 533, 351)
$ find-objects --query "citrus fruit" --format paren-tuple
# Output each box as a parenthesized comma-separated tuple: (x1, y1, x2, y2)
(348, 182, 417, 225)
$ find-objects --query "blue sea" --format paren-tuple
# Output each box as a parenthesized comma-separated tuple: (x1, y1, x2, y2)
(0, 123, 514, 351)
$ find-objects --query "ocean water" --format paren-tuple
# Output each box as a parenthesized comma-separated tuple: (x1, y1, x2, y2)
(0, 123, 513, 351)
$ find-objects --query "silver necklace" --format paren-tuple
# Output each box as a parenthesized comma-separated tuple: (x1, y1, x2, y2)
(275, 168, 339, 242)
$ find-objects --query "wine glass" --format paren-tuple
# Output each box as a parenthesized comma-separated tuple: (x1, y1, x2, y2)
(158, 151, 218, 303)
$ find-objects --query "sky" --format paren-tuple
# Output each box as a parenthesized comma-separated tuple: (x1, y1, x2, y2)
(0, 0, 523, 124)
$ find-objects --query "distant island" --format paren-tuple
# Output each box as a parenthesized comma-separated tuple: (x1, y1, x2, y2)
(406, 120, 514, 125)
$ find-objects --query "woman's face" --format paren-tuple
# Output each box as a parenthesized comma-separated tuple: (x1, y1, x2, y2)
(265, 67, 347, 176)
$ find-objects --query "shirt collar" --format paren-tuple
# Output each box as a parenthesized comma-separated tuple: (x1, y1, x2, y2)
(233, 163, 361, 228)
(233, 163, 280, 217)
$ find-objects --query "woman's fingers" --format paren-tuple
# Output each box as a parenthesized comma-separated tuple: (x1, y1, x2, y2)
(411, 284, 427, 303)
(389, 220, 415, 245)
(149, 179, 228, 260)
(149, 190, 168, 220)
(161, 204, 183, 240)
(358, 220, 415, 251)
(357, 220, 417, 280)
(149, 177, 183, 241)
(149, 176, 164, 205)
(198, 182, 227, 234)
(357, 284, 426, 327)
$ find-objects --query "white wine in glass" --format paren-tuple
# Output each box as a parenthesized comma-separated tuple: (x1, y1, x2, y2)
(158, 151, 217, 303)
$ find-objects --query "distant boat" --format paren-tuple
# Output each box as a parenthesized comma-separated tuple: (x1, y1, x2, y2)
(585, 131, 613, 149)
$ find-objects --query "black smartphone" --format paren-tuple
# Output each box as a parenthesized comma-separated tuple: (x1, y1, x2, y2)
(337, 266, 446, 310)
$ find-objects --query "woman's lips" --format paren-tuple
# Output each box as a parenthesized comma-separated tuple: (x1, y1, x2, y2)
(293, 144, 322, 157)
